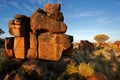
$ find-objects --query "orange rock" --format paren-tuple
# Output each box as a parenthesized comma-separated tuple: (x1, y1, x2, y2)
(4, 37, 14, 58)
(29, 32, 37, 48)
(79, 40, 94, 53)
(9, 28, 28, 37)
(30, 12, 67, 33)
(38, 43, 63, 61)
(113, 40, 120, 52)
(8, 23, 29, 37)
(44, 4, 61, 16)
(87, 72, 108, 80)
(38, 32, 72, 50)
(27, 48, 37, 59)
(48, 12, 64, 22)
(14, 14, 29, 20)
(14, 37, 29, 59)
(38, 32, 73, 61)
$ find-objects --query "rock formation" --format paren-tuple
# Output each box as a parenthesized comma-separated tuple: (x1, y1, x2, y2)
(5, 3, 73, 61)
(79, 40, 94, 54)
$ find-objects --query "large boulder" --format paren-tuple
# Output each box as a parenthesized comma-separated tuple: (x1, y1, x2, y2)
(79, 40, 94, 54)
(4, 37, 14, 58)
(38, 32, 73, 61)
(8, 20, 29, 37)
(87, 72, 108, 80)
(21, 59, 47, 78)
(30, 12, 67, 33)
(44, 3, 61, 15)
(112, 40, 120, 53)
(14, 37, 29, 59)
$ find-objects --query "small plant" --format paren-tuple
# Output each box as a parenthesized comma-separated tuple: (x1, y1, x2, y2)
(66, 63, 78, 75)
(78, 62, 94, 78)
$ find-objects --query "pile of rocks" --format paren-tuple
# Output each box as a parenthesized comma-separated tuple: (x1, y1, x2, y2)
(5, 3, 73, 61)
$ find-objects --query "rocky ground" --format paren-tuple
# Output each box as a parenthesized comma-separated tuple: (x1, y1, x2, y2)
(0, 40, 120, 80)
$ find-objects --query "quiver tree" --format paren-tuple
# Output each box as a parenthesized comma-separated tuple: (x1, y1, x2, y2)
(94, 34, 109, 48)
(94, 34, 109, 42)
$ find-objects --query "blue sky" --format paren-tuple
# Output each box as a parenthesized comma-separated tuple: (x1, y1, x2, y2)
(0, 0, 120, 42)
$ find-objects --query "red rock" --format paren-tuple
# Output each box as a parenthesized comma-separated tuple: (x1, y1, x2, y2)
(4, 37, 14, 58)
(27, 48, 37, 59)
(9, 28, 28, 37)
(38, 32, 73, 61)
(14, 14, 29, 20)
(13, 73, 26, 80)
(29, 32, 37, 48)
(21, 59, 47, 77)
(8, 23, 29, 37)
(9, 24, 27, 30)
(49, 12, 64, 22)
(30, 12, 67, 33)
(79, 40, 94, 53)
(38, 32, 72, 50)
(14, 37, 29, 59)
(44, 3, 61, 16)
(38, 43, 63, 61)
(62, 44, 73, 56)
(113, 40, 120, 52)
(87, 72, 108, 80)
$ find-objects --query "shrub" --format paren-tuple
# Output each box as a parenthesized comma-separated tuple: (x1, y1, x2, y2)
(66, 63, 78, 75)
(78, 62, 94, 78)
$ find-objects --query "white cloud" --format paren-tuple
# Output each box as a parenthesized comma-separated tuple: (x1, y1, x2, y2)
(30, 0, 53, 4)
(95, 17, 120, 26)
(23, 3, 35, 12)
(9, 1, 26, 12)
(66, 10, 104, 18)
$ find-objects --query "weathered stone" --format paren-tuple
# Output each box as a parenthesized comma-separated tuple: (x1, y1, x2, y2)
(47, 11, 64, 22)
(13, 73, 26, 80)
(9, 20, 15, 24)
(4, 37, 14, 58)
(21, 59, 47, 78)
(14, 14, 29, 20)
(29, 32, 37, 48)
(9, 23, 28, 30)
(38, 43, 63, 61)
(87, 72, 108, 80)
(38, 32, 73, 61)
(113, 40, 120, 52)
(14, 37, 29, 59)
(36, 8, 45, 13)
(27, 48, 37, 59)
(9, 28, 28, 37)
(47, 56, 71, 73)
(79, 40, 94, 54)
(62, 44, 73, 56)
(8, 23, 29, 37)
(38, 32, 72, 49)
(9, 19, 29, 25)
(44, 3, 61, 16)
(30, 12, 67, 33)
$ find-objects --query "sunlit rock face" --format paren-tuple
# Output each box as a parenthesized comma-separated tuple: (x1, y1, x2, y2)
(5, 3, 73, 61)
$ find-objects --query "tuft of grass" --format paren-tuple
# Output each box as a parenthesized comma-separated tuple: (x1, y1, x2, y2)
(66, 63, 78, 75)
(78, 62, 94, 78)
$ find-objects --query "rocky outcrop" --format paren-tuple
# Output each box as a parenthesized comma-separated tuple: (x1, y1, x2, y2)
(3, 3, 73, 80)
(87, 72, 108, 80)
(79, 40, 94, 54)
(112, 40, 120, 53)
(5, 3, 73, 61)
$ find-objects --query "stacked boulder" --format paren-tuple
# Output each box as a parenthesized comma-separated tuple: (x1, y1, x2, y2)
(5, 3, 73, 61)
